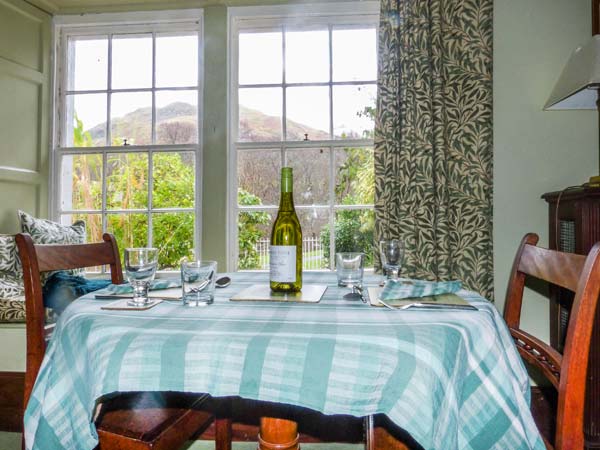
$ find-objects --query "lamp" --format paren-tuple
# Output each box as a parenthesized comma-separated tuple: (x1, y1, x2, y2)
(545, 35, 600, 185)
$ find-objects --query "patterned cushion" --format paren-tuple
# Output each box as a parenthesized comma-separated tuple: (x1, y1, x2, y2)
(0, 273, 24, 299)
(0, 234, 21, 275)
(0, 296, 26, 323)
(0, 235, 24, 298)
(19, 210, 86, 246)
(18, 210, 86, 278)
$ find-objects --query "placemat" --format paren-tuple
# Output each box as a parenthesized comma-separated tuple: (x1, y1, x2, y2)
(230, 284, 327, 303)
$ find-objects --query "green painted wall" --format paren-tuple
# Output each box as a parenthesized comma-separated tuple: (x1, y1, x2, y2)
(0, 0, 50, 232)
(0, 0, 51, 371)
(493, 0, 597, 341)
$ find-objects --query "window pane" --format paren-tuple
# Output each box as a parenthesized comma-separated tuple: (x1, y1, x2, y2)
(286, 148, 329, 205)
(152, 212, 194, 270)
(107, 214, 148, 258)
(60, 153, 103, 211)
(153, 152, 195, 208)
(61, 213, 103, 243)
(286, 87, 330, 141)
(111, 34, 152, 89)
(106, 153, 148, 210)
(333, 209, 374, 267)
(238, 149, 281, 207)
(156, 90, 198, 144)
(65, 94, 107, 147)
(239, 32, 282, 85)
(68, 37, 108, 91)
(298, 208, 328, 270)
(110, 92, 152, 146)
(61, 213, 104, 272)
(335, 147, 374, 204)
(333, 84, 376, 139)
(239, 87, 282, 142)
(285, 30, 328, 83)
(156, 34, 198, 88)
(332, 28, 377, 82)
(237, 210, 274, 270)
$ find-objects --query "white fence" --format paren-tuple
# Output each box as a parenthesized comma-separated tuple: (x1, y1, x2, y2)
(255, 237, 325, 270)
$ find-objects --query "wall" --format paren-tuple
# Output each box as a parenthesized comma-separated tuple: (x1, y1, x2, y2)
(0, 0, 50, 232)
(0, 0, 51, 372)
(494, 0, 597, 340)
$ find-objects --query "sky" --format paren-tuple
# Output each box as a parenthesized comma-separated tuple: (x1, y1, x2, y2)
(68, 27, 377, 142)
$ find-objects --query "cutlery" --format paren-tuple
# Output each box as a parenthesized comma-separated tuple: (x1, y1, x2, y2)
(216, 276, 231, 288)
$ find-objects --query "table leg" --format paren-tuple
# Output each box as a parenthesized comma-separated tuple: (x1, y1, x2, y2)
(258, 417, 300, 450)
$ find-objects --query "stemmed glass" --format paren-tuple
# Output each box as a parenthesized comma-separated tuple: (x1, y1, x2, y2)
(380, 239, 405, 280)
(125, 248, 158, 306)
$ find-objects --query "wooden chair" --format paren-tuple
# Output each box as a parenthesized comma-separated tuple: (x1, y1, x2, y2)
(504, 233, 600, 450)
(16, 232, 216, 450)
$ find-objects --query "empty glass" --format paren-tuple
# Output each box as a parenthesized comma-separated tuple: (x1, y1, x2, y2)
(124, 248, 158, 306)
(181, 261, 217, 306)
(336, 252, 365, 287)
(380, 239, 404, 280)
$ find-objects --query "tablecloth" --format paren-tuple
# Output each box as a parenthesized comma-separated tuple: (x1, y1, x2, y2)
(24, 272, 545, 450)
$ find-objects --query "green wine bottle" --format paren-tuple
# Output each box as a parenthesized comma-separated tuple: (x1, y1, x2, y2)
(270, 167, 303, 292)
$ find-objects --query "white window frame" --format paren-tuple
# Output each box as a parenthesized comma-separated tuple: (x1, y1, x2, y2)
(228, 3, 380, 272)
(51, 10, 204, 264)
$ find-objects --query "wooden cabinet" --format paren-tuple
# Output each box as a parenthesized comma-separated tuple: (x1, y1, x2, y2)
(543, 187, 600, 450)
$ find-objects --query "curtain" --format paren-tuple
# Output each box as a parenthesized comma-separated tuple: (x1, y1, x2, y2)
(374, 0, 494, 299)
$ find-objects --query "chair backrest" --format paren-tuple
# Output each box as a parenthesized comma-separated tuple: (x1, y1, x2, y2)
(15, 232, 123, 409)
(504, 233, 600, 450)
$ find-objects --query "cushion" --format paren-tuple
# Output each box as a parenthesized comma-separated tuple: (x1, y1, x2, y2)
(0, 234, 22, 275)
(43, 272, 111, 314)
(18, 210, 86, 278)
(19, 210, 86, 246)
(0, 235, 24, 299)
(0, 273, 24, 299)
(0, 296, 26, 323)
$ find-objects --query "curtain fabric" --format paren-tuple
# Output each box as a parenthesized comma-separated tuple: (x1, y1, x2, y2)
(374, 0, 494, 299)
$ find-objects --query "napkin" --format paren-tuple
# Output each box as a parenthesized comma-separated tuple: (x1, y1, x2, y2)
(105, 278, 181, 294)
(379, 279, 462, 301)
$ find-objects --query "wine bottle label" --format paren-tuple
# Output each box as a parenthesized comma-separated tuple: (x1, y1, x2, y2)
(270, 245, 296, 282)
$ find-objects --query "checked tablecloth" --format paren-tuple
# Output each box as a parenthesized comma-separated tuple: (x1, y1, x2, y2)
(24, 272, 545, 450)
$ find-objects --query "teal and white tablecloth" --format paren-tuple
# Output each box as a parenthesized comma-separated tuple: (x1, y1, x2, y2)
(24, 272, 545, 450)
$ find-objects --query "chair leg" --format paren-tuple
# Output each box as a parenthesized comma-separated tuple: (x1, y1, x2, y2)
(215, 417, 232, 450)
(365, 415, 375, 450)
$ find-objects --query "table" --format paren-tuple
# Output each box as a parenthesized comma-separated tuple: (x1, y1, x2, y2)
(24, 272, 545, 450)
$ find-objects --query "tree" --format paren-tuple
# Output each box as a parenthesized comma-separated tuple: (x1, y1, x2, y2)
(238, 189, 271, 269)
(158, 121, 196, 144)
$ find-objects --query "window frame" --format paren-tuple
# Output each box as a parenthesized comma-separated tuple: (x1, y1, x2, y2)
(228, 3, 380, 272)
(51, 10, 204, 267)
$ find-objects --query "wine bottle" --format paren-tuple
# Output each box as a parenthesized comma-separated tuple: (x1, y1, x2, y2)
(270, 167, 302, 292)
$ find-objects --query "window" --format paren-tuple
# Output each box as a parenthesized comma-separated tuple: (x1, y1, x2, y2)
(230, 4, 379, 271)
(53, 12, 203, 270)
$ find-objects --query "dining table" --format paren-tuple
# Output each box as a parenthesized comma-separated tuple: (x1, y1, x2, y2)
(23, 272, 545, 450)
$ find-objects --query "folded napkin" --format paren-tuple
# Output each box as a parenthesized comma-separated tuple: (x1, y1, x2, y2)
(379, 279, 462, 301)
(105, 278, 181, 295)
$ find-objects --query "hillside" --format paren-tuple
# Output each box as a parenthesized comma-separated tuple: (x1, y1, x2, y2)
(86, 102, 330, 145)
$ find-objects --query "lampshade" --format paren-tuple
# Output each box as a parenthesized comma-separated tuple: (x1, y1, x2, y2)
(544, 35, 600, 110)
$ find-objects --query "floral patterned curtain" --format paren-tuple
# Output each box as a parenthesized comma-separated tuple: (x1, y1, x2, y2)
(374, 0, 494, 299)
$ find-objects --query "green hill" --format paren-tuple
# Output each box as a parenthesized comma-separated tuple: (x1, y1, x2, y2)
(87, 102, 330, 145)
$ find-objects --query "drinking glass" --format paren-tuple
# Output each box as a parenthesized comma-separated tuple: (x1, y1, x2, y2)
(336, 252, 365, 287)
(380, 239, 404, 280)
(125, 248, 158, 306)
(181, 260, 217, 306)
